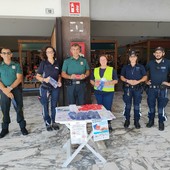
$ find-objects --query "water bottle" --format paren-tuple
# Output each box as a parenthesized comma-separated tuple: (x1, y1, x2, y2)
(49, 76, 58, 88)
(97, 78, 106, 91)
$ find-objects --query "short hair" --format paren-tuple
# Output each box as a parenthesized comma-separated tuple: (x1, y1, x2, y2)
(71, 43, 81, 50)
(1, 47, 11, 53)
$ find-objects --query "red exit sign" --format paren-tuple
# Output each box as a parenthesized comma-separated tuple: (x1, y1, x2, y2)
(69, 2, 80, 15)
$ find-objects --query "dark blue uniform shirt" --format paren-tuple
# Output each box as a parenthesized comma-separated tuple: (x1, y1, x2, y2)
(146, 58, 170, 85)
(37, 60, 60, 87)
(121, 64, 146, 80)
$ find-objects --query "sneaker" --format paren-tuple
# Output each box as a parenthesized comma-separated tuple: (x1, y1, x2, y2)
(21, 127, 28, 135)
(124, 120, 130, 128)
(146, 119, 154, 128)
(159, 122, 164, 131)
(134, 121, 141, 129)
(52, 123, 60, 130)
(0, 129, 9, 138)
(46, 125, 53, 131)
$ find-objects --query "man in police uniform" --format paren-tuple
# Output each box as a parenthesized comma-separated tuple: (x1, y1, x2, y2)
(61, 43, 90, 105)
(146, 47, 170, 131)
(0, 47, 28, 138)
(121, 50, 147, 129)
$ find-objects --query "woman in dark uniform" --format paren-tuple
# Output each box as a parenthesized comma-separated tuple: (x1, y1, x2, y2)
(36, 46, 62, 131)
(120, 50, 147, 129)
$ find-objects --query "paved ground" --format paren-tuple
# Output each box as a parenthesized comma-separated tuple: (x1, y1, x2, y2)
(0, 91, 170, 170)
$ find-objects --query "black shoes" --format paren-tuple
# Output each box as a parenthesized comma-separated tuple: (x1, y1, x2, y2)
(134, 121, 141, 129)
(52, 123, 60, 130)
(109, 126, 113, 132)
(46, 123, 60, 131)
(146, 119, 154, 128)
(159, 122, 164, 131)
(124, 120, 130, 128)
(124, 120, 140, 129)
(21, 127, 28, 135)
(0, 129, 9, 138)
(46, 125, 53, 131)
(0, 128, 28, 138)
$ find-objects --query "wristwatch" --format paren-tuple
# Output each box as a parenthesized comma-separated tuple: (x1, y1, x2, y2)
(8, 86, 13, 91)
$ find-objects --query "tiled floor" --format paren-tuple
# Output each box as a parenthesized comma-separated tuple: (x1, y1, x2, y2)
(0, 91, 170, 170)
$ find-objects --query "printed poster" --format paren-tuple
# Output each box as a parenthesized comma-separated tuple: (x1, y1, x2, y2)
(92, 119, 109, 142)
(70, 121, 87, 144)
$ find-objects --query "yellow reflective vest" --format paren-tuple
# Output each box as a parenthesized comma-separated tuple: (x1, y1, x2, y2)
(94, 66, 115, 92)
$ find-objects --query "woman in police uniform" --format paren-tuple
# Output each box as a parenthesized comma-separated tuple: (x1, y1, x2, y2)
(120, 50, 147, 129)
(36, 46, 62, 131)
(90, 54, 118, 131)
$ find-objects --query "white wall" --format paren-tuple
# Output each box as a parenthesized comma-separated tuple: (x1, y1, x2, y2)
(91, 0, 170, 22)
(0, 0, 61, 18)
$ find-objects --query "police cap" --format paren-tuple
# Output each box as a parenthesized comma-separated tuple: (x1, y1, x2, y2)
(154, 47, 165, 52)
(129, 50, 137, 57)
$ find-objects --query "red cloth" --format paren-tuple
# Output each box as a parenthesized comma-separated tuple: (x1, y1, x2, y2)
(78, 104, 102, 111)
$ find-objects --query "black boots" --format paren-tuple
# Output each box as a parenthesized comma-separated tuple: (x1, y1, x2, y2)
(21, 127, 28, 135)
(134, 120, 141, 129)
(124, 120, 130, 128)
(147, 119, 164, 131)
(146, 119, 154, 128)
(0, 129, 9, 138)
(124, 120, 140, 129)
(159, 122, 164, 131)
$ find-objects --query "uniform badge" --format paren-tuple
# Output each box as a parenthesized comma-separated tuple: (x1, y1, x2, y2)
(55, 66, 59, 69)
(80, 61, 83, 65)
(12, 65, 16, 69)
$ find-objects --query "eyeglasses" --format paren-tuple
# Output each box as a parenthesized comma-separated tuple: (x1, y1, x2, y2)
(46, 51, 54, 54)
(1, 52, 12, 55)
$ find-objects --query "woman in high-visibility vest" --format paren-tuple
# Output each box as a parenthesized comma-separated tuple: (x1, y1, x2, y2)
(90, 54, 118, 132)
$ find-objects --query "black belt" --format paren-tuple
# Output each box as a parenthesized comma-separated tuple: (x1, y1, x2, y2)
(72, 80, 85, 85)
(124, 84, 139, 88)
(65, 79, 85, 86)
(41, 84, 52, 89)
(149, 85, 167, 89)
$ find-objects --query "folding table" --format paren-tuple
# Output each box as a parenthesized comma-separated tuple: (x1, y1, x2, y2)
(55, 105, 116, 168)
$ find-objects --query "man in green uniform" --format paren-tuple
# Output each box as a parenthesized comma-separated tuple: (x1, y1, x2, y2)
(0, 47, 28, 138)
(62, 43, 90, 105)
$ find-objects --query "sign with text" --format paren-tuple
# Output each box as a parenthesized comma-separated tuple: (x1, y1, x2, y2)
(70, 121, 87, 144)
(69, 2, 81, 16)
(92, 119, 109, 142)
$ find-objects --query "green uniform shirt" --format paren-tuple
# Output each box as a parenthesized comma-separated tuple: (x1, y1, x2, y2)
(0, 61, 22, 86)
(62, 56, 90, 75)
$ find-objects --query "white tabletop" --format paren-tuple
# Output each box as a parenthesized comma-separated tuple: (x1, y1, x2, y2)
(55, 105, 116, 124)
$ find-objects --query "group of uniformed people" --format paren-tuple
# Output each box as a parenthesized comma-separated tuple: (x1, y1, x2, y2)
(0, 44, 169, 138)
(121, 47, 170, 131)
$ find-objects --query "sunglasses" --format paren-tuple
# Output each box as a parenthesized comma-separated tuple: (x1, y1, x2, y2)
(1, 52, 12, 55)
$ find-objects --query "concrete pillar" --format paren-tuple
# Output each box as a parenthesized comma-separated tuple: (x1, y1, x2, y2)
(61, 0, 91, 105)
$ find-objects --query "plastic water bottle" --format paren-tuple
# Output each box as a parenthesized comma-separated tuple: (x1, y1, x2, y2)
(49, 76, 58, 88)
(97, 78, 106, 91)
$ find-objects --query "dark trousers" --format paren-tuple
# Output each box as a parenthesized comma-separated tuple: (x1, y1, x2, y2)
(94, 91, 114, 126)
(66, 83, 86, 105)
(39, 86, 60, 126)
(123, 87, 142, 121)
(94, 91, 114, 111)
(0, 86, 26, 129)
(147, 88, 168, 122)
